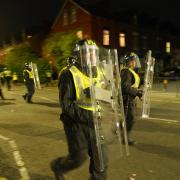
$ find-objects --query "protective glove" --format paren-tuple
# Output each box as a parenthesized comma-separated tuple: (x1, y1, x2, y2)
(137, 89, 143, 99)
(83, 87, 91, 98)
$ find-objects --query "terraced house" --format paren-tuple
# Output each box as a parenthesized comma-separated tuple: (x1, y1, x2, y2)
(51, 0, 180, 69)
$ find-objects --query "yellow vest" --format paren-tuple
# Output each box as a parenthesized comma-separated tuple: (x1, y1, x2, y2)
(13, 74, 18, 81)
(46, 72, 51, 77)
(23, 69, 34, 81)
(60, 65, 103, 111)
(128, 68, 140, 88)
(4, 70, 12, 77)
(122, 67, 140, 88)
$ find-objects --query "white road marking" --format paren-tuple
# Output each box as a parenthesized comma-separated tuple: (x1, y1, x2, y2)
(0, 135, 30, 180)
(8, 91, 58, 103)
(143, 117, 179, 123)
(35, 95, 58, 103)
(152, 99, 180, 103)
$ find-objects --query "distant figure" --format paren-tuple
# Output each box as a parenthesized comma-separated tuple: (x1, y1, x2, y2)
(0, 78, 5, 100)
(45, 70, 52, 86)
(121, 52, 143, 145)
(51, 71, 58, 80)
(0, 72, 5, 86)
(12, 72, 18, 85)
(3, 67, 12, 90)
(22, 63, 35, 103)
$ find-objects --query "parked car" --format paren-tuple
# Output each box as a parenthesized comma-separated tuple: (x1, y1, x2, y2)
(159, 66, 180, 80)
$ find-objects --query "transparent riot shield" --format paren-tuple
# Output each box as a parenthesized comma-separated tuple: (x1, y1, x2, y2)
(78, 45, 129, 174)
(30, 62, 41, 89)
(142, 50, 155, 118)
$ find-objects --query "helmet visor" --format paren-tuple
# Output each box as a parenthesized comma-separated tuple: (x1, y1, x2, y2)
(79, 44, 99, 67)
(124, 53, 141, 68)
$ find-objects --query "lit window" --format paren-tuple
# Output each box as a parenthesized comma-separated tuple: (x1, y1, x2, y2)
(103, 30, 110, 45)
(166, 42, 171, 53)
(71, 7, 77, 23)
(119, 33, 126, 47)
(76, 30, 83, 39)
(63, 11, 68, 26)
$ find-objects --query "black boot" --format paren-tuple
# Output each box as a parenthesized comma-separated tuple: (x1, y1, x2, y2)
(50, 159, 65, 180)
(22, 94, 27, 100)
(27, 95, 33, 103)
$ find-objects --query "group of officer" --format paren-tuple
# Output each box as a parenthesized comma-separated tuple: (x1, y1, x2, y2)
(0, 38, 144, 180)
(50, 39, 143, 180)
(0, 68, 19, 90)
(0, 65, 34, 102)
(0, 63, 53, 103)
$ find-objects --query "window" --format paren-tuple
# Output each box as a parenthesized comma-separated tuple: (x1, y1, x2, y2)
(71, 7, 77, 23)
(103, 30, 110, 45)
(166, 42, 171, 53)
(119, 33, 126, 47)
(63, 11, 68, 26)
(76, 30, 83, 39)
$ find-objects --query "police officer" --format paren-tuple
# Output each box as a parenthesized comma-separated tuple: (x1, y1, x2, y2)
(121, 52, 143, 145)
(45, 70, 52, 86)
(50, 39, 107, 180)
(12, 72, 18, 85)
(0, 77, 5, 100)
(3, 67, 12, 90)
(22, 63, 35, 103)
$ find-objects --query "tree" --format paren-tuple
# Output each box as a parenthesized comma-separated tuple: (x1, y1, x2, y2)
(4, 44, 50, 82)
(42, 31, 79, 70)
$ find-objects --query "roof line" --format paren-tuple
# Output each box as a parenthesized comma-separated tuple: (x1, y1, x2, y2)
(51, 0, 91, 30)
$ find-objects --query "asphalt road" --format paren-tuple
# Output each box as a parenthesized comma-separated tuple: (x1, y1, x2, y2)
(0, 82, 180, 180)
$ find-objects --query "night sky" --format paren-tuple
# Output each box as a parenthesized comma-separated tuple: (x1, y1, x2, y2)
(0, 0, 179, 44)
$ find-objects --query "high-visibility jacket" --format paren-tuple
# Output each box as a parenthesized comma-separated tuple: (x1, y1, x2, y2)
(13, 74, 18, 81)
(46, 71, 51, 77)
(61, 65, 103, 111)
(4, 70, 12, 77)
(124, 67, 140, 88)
(23, 69, 34, 81)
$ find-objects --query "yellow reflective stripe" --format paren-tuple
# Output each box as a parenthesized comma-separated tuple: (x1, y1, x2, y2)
(79, 106, 93, 111)
(69, 66, 103, 111)
(77, 100, 93, 111)
(13, 75, 18, 80)
(69, 66, 83, 100)
(4, 70, 11, 76)
(128, 68, 140, 88)
(23, 70, 34, 79)
(58, 67, 67, 78)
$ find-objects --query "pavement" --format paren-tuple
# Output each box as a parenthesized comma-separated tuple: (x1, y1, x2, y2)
(0, 82, 180, 180)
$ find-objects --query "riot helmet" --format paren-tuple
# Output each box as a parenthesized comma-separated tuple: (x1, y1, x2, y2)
(73, 39, 99, 76)
(67, 56, 77, 66)
(24, 63, 32, 70)
(24, 63, 29, 68)
(122, 52, 141, 68)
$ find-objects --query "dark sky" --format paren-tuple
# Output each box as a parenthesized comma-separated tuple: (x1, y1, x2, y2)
(0, 0, 179, 44)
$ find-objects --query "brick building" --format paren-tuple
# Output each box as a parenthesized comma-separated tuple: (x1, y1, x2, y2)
(52, 0, 180, 58)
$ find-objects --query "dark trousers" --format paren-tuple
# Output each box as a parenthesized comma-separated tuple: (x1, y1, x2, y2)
(24, 81, 35, 102)
(124, 98, 136, 134)
(0, 88, 5, 99)
(5, 77, 11, 90)
(52, 115, 107, 180)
